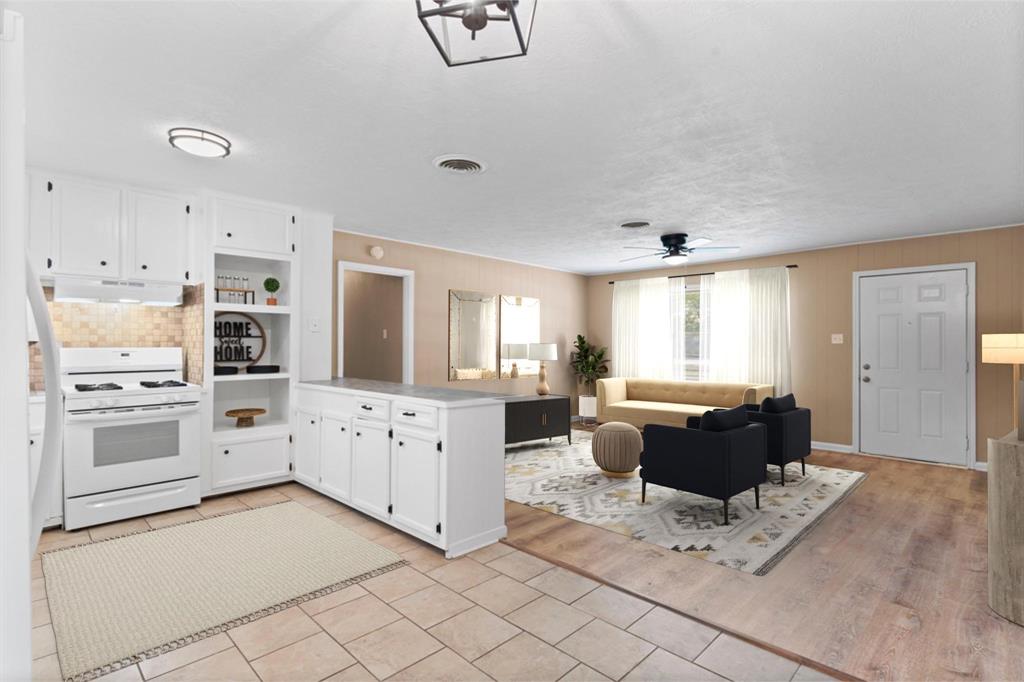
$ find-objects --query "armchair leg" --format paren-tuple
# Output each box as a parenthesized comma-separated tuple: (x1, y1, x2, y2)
(641, 479, 647, 504)
(754, 485, 760, 509)
(722, 498, 730, 525)
(780, 464, 786, 486)
(801, 458, 806, 476)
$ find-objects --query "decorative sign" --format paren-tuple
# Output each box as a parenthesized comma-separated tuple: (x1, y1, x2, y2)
(214, 312, 266, 366)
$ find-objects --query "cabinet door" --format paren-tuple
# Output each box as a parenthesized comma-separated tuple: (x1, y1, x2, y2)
(126, 189, 189, 282)
(351, 420, 390, 517)
(213, 197, 292, 255)
(391, 429, 440, 537)
(293, 409, 321, 488)
(52, 177, 121, 277)
(26, 173, 54, 274)
(212, 435, 290, 489)
(320, 414, 353, 502)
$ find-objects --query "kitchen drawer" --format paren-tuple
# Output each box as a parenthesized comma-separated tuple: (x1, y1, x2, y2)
(65, 477, 199, 530)
(353, 397, 389, 421)
(392, 402, 438, 431)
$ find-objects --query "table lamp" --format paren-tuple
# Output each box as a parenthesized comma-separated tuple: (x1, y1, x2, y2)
(528, 343, 558, 395)
(982, 333, 1024, 440)
(502, 343, 529, 378)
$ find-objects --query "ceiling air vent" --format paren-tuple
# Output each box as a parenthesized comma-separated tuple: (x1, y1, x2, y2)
(433, 155, 487, 175)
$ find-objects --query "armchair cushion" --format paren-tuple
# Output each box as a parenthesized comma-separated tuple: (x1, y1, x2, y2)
(761, 393, 797, 413)
(699, 404, 748, 432)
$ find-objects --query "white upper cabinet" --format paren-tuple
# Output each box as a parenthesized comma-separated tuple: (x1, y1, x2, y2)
(52, 177, 121, 277)
(212, 196, 294, 255)
(125, 189, 191, 283)
(26, 172, 54, 274)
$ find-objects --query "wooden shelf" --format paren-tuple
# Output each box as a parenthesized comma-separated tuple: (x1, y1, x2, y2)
(212, 419, 290, 436)
(214, 372, 291, 383)
(213, 303, 291, 315)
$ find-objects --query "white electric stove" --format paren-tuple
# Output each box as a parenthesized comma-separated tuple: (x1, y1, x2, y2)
(60, 348, 201, 529)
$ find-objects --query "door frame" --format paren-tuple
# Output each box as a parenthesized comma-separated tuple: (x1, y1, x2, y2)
(337, 261, 415, 384)
(851, 262, 977, 468)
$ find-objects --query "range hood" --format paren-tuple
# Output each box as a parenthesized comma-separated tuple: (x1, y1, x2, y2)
(53, 276, 182, 306)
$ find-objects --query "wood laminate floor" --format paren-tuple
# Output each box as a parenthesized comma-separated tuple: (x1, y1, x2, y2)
(504, 448, 1021, 681)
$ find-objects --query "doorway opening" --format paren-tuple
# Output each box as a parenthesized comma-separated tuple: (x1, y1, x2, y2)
(852, 263, 976, 467)
(337, 261, 414, 384)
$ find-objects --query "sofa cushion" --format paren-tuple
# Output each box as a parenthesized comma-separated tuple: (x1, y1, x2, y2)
(762, 393, 797, 413)
(603, 400, 710, 427)
(626, 379, 749, 409)
(699, 405, 749, 431)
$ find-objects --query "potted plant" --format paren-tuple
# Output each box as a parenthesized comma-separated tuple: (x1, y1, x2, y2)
(263, 277, 281, 306)
(569, 334, 609, 423)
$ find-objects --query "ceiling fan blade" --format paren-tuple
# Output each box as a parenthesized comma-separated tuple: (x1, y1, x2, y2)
(622, 246, 665, 251)
(689, 246, 740, 252)
(619, 253, 660, 262)
(686, 237, 713, 248)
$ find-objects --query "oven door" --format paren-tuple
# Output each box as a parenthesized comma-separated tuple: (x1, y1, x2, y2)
(64, 403, 200, 497)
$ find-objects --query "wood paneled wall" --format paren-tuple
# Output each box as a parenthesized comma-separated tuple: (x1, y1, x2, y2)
(586, 225, 1024, 456)
(332, 232, 589, 407)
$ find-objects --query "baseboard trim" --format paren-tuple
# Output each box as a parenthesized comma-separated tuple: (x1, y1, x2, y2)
(811, 441, 854, 454)
(973, 461, 988, 472)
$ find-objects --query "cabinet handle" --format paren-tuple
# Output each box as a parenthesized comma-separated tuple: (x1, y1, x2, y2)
(340, 427, 346, 432)
(223, 449, 230, 455)
(356, 432, 362, 437)
(402, 411, 416, 417)
(398, 441, 405, 446)
(360, 405, 373, 411)
(310, 419, 316, 425)
(141, 264, 148, 270)
(226, 232, 232, 238)
(100, 260, 107, 266)
(29, 439, 35, 445)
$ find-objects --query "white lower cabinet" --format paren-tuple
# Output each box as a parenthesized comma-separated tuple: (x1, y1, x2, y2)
(391, 428, 440, 537)
(320, 413, 352, 501)
(211, 433, 290, 490)
(295, 381, 506, 558)
(352, 419, 391, 518)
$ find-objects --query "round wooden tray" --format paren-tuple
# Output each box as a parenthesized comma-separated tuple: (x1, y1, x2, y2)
(225, 408, 267, 428)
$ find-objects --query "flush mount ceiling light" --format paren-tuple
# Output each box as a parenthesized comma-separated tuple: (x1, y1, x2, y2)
(662, 251, 689, 266)
(168, 127, 231, 158)
(417, 0, 538, 67)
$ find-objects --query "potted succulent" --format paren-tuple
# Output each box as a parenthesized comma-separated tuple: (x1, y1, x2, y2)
(263, 277, 281, 306)
(569, 334, 609, 423)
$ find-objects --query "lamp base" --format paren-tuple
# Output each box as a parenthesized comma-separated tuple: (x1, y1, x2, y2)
(510, 362, 519, 379)
(536, 362, 550, 396)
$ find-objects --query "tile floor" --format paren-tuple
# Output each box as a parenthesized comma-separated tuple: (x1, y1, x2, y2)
(30, 483, 833, 682)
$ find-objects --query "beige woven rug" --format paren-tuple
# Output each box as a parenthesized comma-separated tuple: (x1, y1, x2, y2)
(42, 501, 404, 681)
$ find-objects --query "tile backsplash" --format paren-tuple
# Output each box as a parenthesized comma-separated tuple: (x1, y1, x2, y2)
(28, 286, 204, 391)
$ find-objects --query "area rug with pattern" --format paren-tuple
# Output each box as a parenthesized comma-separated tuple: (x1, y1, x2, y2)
(42, 501, 405, 682)
(506, 432, 865, 575)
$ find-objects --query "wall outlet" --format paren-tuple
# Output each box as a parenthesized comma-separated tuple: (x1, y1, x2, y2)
(831, 333, 844, 344)
(382, 328, 388, 340)
(309, 318, 321, 333)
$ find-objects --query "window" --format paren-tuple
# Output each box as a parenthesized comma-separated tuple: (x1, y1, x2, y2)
(669, 279, 702, 380)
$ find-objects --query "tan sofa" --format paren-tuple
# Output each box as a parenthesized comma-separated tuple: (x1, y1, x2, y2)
(596, 378, 774, 429)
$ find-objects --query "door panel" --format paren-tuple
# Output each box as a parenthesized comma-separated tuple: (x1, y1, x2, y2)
(53, 178, 121, 277)
(351, 419, 390, 517)
(859, 269, 968, 464)
(294, 409, 320, 487)
(126, 190, 188, 281)
(320, 414, 352, 502)
(391, 429, 440, 537)
(27, 173, 53, 273)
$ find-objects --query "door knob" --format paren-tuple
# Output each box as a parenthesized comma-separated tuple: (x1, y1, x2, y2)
(862, 376, 871, 383)
(862, 363, 870, 370)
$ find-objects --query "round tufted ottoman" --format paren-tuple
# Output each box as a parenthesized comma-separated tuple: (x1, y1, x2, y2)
(592, 422, 643, 477)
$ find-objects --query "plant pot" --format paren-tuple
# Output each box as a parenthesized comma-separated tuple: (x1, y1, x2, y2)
(579, 395, 598, 421)
(266, 297, 278, 306)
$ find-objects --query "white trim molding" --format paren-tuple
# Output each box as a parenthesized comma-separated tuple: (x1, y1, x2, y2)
(811, 441, 854, 454)
(336, 260, 415, 384)
(851, 262, 977, 469)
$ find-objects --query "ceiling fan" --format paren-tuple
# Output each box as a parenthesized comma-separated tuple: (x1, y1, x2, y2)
(620, 233, 740, 265)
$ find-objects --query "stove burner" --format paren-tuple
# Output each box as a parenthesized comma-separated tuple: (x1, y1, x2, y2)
(140, 380, 188, 388)
(75, 383, 124, 392)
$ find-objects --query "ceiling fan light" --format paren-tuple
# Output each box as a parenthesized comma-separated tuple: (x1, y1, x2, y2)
(168, 127, 231, 158)
(663, 252, 689, 266)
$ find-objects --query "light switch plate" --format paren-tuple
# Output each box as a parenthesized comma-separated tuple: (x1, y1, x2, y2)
(831, 333, 844, 344)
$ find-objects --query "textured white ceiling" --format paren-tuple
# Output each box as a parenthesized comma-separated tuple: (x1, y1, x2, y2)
(12, 1, 1024, 274)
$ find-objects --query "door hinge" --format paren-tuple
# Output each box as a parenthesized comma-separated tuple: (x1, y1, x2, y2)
(46, 180, 53, 192)
(388, 428, 394, 439)
(437, 440, 442, 452)
(291, 215, 296, 224)
(966, 437, 970, 451)
(291, 243, 296, 253)
(387, 503, 393, 514)
(46, 257, 52, 269)
(184, 270, 190, 281)
(185, 204, 190, 214)
(436, 522, 442, 534)
(289, 434, 293, 443)
(288, 462, 293, 471)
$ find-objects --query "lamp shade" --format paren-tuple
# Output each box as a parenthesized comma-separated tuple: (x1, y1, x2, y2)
(528, 343, 558, 362)
(502, 343, 529, 360)
(982, 334, 1024, 364)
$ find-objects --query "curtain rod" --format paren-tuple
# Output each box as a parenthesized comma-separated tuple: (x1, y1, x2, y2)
(607, 264, 798, 285)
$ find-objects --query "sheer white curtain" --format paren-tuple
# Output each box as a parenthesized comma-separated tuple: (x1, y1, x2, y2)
(612, 277, 671, 378)
(700, 267, 791, 394)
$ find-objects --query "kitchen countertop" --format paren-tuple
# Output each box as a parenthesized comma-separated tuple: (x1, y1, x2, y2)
(299, 377, 508, 405)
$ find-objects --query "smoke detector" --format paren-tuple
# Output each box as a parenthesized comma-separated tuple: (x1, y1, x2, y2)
(433, 155, 487, 175)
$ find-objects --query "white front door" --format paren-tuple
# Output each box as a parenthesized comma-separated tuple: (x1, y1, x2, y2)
(858, 268, 969, 465)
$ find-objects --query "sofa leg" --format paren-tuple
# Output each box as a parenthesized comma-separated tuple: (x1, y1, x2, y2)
(754, 485, 760, 509)
(801, 457, 806, 476)
(722, 498, 730, 525)
(641, 479, 647, 504)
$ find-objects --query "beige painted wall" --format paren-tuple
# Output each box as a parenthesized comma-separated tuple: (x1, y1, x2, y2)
(343, 270, 404, 383)
(333, 232, 588, 407)
(587, 225, 1024, 457)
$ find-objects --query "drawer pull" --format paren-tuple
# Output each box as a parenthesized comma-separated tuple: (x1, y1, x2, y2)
(402, 411, 416, 417)
(223, 449, 230, 455)
(360, 405, 373, 411)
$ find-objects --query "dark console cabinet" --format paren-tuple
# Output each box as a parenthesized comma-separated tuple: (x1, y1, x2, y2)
(503, 395, 571, 445)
